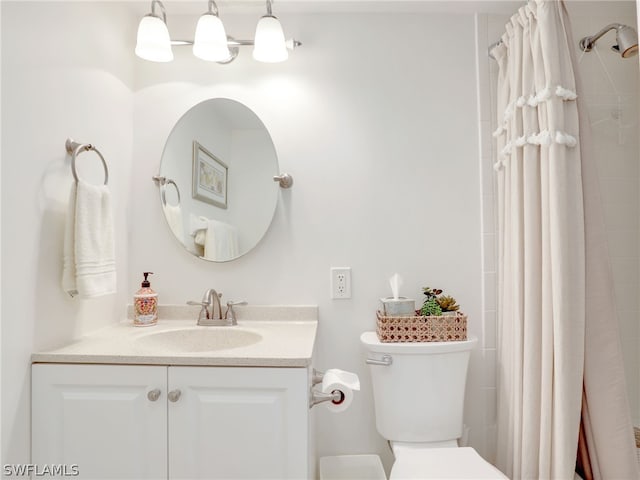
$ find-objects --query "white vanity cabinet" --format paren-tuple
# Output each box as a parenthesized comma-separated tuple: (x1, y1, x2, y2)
(168, 366, 309, 479)
(32, 363, 310, 479)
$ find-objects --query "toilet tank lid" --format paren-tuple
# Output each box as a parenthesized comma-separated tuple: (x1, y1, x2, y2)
(360, 332, 478, 354)
(390, 447, 507, 479)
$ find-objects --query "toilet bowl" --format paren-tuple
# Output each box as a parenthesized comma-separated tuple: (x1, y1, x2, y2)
(361, 332, 507, 479)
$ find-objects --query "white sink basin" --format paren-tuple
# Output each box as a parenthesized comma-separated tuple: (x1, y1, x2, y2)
(136, 327, 262, 353)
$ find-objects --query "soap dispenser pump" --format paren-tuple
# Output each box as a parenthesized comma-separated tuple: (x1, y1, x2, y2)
(134, 272, 158, 327)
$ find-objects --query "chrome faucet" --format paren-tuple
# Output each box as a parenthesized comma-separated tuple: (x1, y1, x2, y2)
(204, 288, 223, 322)
(187, 289, 246, 326)
(187, 288, 223, 326)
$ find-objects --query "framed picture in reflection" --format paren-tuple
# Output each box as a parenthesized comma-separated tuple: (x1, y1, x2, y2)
(192, 140, 228, 209)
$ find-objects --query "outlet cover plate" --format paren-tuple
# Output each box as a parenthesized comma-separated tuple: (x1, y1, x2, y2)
(331, 267, 352, 299)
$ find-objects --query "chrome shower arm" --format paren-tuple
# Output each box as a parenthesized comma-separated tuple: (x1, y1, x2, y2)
(580, 23, 623, 52)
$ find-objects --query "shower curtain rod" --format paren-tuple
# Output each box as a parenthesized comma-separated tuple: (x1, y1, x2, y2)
(488, 39, 503, 60)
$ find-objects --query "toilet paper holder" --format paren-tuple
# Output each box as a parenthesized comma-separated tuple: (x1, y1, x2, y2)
(310, 389, 345, 408)
(309, 368, 347, 409)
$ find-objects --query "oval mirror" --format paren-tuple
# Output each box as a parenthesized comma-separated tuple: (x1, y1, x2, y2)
(158, 98, 279, 262)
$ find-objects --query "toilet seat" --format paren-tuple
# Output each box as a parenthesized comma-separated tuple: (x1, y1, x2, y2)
(390, 447, 508, 479)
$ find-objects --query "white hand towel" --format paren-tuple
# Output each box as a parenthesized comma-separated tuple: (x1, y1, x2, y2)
(188, 214, 209, 236)
(203, 219, 239, 261)
(162, 203, 184, 244)
(193, 229, 206, 246)
(62, 180, 116, 298)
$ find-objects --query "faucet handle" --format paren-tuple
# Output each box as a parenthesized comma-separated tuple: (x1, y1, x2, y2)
(187, 300, 211, 322)
(187, 300, 208, 307)
(224, 300, 247, 325)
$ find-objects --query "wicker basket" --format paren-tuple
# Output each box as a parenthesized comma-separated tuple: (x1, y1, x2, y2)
(376, 311, 467, 343)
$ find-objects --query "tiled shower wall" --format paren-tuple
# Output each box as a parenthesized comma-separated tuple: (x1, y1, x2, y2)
(573, 3, 640, 427)
(476, 3, 640, 455)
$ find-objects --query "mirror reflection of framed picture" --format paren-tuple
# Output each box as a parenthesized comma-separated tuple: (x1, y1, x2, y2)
(192, 141, 228, 209)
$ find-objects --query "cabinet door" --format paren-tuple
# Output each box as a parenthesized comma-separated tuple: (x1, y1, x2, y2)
(32, 364, 167, 479)
(168, 366, 309, 479)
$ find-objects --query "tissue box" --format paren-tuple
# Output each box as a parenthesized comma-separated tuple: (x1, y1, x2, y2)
(376, 311, 467, 342)
(379, 297, 415, 316)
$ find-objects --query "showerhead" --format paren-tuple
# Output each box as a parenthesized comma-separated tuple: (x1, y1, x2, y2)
(612, 24, 638, 58)
(579, 23, 638, 58)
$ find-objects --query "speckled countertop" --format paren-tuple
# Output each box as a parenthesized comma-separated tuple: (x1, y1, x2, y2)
(31, 305, 318, 367)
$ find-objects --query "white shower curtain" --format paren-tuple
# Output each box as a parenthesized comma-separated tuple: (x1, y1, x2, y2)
(491, 1, 638, 479)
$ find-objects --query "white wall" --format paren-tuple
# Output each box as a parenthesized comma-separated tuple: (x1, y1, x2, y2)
(1, 1, 135, 465)
(0, 0, 4, 465)
(131, 10, 488, 471)
(1, 1, 494, 472)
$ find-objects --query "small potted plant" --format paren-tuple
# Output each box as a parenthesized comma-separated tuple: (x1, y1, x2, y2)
(420, 287, 461, 316)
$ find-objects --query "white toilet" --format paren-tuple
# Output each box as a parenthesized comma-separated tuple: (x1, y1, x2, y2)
(360, 332, 507, 479)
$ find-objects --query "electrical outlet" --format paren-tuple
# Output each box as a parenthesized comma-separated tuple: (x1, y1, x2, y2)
(331, 267, 352, 299)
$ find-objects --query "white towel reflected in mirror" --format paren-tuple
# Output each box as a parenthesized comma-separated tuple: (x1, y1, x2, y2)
(191, 215, 238, 261)
(162, 203, 184, 244)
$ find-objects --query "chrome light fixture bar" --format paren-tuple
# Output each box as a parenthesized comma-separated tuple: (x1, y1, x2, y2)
(579, 23, 638, 58)
(135, 0, 301, 64)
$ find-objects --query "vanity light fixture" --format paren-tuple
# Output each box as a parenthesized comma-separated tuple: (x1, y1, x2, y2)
(193, 0, 231, 62)
(253, 0, 288, 63)
(135, 0, 173, 62)
(135, 0, 301, 64)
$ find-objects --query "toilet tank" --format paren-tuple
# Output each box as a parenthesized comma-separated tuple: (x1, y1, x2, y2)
(360, 332, 478, 443)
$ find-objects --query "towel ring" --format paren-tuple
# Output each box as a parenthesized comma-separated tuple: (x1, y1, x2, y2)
(152, 175, 181, 207)
(65, 138, 109, 185)
(162, 179, 181, 207)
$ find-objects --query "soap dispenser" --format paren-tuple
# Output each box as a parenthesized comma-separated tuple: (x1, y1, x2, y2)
(134, 272, 158, 327)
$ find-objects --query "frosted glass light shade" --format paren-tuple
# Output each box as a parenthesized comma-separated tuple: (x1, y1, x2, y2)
(253, 15, 288, 63)
(135, 15, 173, 62)
(193, 13, 231, 62)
